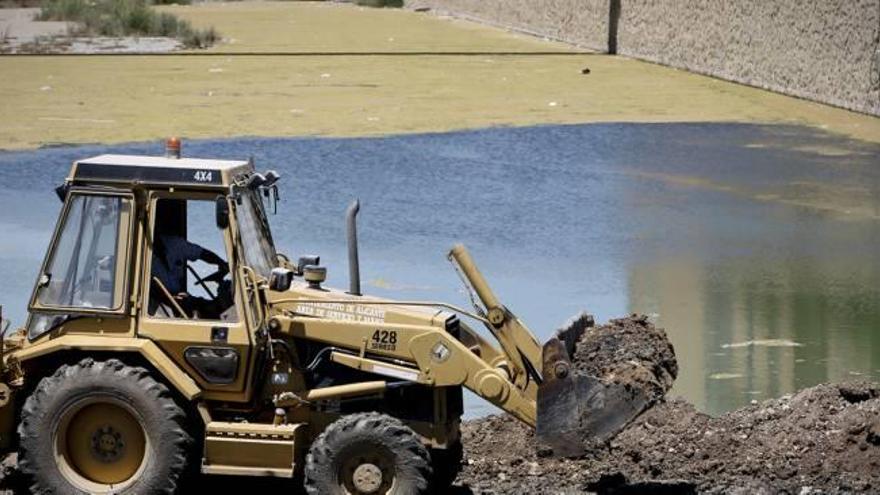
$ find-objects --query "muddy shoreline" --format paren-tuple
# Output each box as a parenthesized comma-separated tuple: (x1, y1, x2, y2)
(455, 314, 879, 494)
(456, 381, 880, 494)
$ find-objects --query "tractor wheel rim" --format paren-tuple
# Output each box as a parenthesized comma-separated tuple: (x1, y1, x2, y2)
(352, 463, 383, 493)
(341, 449, 396, 495)
(54, 397, 149, 491)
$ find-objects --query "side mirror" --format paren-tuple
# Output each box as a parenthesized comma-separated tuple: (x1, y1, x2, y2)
(269, 267, 294, 292)
(245, 173, 267, 189)
(215, 196, 229, 229)
(264, 170, 280, 186)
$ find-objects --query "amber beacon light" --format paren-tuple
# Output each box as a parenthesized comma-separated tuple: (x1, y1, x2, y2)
(165, 136, 181, 159)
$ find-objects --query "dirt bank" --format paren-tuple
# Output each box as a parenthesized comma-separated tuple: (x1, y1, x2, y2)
(456, 314, 879, 494)
(457, 381, 880, 494)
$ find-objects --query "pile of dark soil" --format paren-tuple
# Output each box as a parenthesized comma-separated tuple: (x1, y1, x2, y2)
(459, 381, 880, 493)
(541, 314, 679, 453)
(569, 314, 678, 403)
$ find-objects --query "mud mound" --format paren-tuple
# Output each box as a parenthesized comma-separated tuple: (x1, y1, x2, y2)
(570, 313, 678, 403)
(546, 314, 678, 452)
(457, 382, 880, 494)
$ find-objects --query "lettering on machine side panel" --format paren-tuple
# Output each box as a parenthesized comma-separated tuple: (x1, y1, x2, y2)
(294, 302, 386, 323)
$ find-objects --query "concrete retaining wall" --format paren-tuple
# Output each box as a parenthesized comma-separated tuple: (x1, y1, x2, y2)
(406, 0, 610, 51)
(407, 0, 880, 116)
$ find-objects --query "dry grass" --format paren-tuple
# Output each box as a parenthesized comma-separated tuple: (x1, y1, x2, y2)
(0, 1, 877, 150)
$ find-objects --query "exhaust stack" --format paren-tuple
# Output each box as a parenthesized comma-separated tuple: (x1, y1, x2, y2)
(346, 199, 361, 296)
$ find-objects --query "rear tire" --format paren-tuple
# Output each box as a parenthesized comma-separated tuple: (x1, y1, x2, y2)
(304, 412, 432, 495)
(18, 358, 191, 494)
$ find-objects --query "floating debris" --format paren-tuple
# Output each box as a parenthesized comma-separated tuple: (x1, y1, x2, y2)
(721, 339, 804, 349)
(709, 372, 744, 380)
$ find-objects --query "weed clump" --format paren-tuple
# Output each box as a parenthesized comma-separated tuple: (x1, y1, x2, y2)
(355, 0, 403, 7)
(38, 0, 219, 48)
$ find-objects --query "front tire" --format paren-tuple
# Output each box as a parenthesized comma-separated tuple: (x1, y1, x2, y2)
(304, 412, 432, 495)
(18, 358, 191, 494)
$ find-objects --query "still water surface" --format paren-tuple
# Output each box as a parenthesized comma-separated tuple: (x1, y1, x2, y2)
(1, 123, 878, 417)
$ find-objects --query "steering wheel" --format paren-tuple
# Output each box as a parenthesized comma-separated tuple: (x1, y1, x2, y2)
(151, 277, 190, 319)
(203, 268, 229, 284)
(187, 264, 227, 303)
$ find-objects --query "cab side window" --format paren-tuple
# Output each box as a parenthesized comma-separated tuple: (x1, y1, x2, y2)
(148, 199, 237, 321)
(35, 194, 129, 311)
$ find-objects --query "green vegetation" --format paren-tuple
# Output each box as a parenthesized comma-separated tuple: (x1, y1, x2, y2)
(0, 0, 41, 6)
(355, 0, 403, 8)
(37, 0, 220, 48)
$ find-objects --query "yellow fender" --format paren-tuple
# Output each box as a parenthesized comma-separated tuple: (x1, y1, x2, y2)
(13, 335, 201, 400)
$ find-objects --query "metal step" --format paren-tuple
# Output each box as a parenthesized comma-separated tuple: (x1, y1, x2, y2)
(202, 421, 306, 478)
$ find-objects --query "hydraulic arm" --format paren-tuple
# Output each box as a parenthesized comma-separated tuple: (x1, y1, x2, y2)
(447, 245, 544, 395)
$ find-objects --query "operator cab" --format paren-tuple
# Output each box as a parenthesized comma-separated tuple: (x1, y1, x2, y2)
(26, 141, 283, 343)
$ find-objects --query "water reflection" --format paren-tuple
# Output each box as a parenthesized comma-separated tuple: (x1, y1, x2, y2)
(0, 123, 877, 416)
(630, 254, 880, 414)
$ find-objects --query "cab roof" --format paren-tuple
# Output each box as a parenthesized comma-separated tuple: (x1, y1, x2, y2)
(69, 154, 253, 188)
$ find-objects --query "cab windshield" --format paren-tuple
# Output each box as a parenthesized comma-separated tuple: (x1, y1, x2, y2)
(234, 188, 277, 278)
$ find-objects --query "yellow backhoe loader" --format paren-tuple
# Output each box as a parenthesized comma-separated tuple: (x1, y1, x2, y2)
(0, 139, 645, 494)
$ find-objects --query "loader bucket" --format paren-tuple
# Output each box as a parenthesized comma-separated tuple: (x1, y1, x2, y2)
(536, 316, 650, 457)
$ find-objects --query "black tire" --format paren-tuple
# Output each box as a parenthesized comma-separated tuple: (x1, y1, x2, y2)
(18, 358, 191, 494)
(304, 412, 432, 495)
(430, 440, 463, 490)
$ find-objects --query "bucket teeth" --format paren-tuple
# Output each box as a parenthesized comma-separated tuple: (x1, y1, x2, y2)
(554, 312, 593, 356)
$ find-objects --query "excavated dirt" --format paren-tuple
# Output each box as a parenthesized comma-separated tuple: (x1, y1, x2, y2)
(548, 314, 679, 452)
(456, 315, 880, 494)
(458, 383, 880, 494)
(570, 314, 678, 402)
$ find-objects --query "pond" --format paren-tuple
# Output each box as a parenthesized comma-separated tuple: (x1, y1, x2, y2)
(1, 122, 878, 417)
